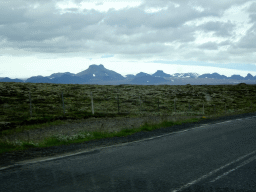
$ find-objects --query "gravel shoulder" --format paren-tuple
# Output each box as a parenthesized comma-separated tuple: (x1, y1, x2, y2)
(1, 112, 256, 168)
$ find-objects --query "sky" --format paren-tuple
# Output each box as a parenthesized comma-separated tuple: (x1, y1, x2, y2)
(1, 0, 256, 79)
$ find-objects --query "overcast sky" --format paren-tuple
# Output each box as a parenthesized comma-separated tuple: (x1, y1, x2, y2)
(1, 0, 256, 79)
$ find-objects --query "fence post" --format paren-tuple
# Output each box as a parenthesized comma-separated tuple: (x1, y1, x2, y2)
(174, 99, 176, 113)
(29, 92, 32, 117)
(61, 92, 65, 115)
(158, 98, 159, 112)
(27, 131, 30, 143)
(117, 94, 120, 114)
(91, 92, 94, 115)
(139, 96, 142, 112)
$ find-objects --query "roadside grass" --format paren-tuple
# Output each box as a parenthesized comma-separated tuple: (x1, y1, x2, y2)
(2, 104, 251, 137)
(0, 117, 202, 154)
(0, 141, 38, 154)
(1, 105, 255, 155)
(1, 106, 255, 154)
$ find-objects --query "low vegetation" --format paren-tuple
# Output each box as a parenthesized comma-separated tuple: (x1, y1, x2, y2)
(0, 82, 255, 154)
(0, 118, 201, 154)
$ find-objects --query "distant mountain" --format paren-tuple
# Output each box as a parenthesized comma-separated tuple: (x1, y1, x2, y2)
(51, 74, 88, 84)
(198, 73, 228, 79)
(173, 73, 199, 78)
(130, 76, 168, 85)
(76, 64, 124, 81)
(0, 77, 24, 82)
(1, 64, 256, 85)
(244, 73, 256, 80)
(152, 70, 172, 78)
(229, 75, 244, 80)
(47, 72, 76, 79)
(25, 76, 53, 83)
(25, 74, 90, 84)
(135, 72, 151, 78)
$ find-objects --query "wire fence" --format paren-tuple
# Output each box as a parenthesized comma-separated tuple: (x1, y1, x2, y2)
(0, 83, 255, 129)
(1, 90, 254, 120)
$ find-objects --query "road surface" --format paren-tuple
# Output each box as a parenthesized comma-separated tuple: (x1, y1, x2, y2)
(1, 116, 256, 192)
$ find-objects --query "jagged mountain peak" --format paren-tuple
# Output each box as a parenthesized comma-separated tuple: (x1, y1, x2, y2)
(152, 70, 172, 77)
(88, 64, 105, 69)
(2, 64, 256, 84)
(135, 72, 151, 77)
(245, 73, 254, 80)
(76, 64, 124, 81)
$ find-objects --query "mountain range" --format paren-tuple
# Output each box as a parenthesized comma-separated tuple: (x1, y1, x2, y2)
(1, 64, 256, 85)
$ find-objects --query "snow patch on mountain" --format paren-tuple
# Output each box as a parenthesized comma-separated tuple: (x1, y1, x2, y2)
(172, 73, 199, 78)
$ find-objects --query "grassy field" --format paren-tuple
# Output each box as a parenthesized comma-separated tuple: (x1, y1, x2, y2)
(0, 82, 256, 154)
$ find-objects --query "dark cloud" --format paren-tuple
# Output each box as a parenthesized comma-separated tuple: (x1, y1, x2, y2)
(65, 8, 80, 12)
(134, 26, 195, 44)
(246, 2, 256, 24)
(219, 40, 232, 46)
(104, 8, 147, 28)
(0, 2, 30, 25)
(248, 2, 256, 12)
(198, 42, 219, 50)
(236, 24, 256, 49)
(144, 5, 210, 28)
(1, 7, 104, 42)
(249, 13, 256, 23)
(199, 21, 235, 37)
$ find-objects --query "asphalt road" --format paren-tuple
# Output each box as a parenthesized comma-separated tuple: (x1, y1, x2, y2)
(0, 116, 256, 192)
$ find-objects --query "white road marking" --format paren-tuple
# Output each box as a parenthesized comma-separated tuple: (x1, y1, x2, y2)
(210, 155, 256, 183)
(170, 150, 256, 192)
(215, 120, 232, 125)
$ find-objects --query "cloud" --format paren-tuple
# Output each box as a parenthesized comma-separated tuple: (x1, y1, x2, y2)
(198, 42, 219, 50)
(247, 2, 256, 13)
(0, 0, 255, 67)
(199, 21, 235, 37)
(236, 23, 256, 50)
